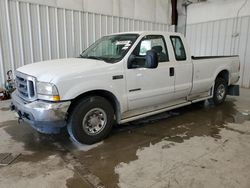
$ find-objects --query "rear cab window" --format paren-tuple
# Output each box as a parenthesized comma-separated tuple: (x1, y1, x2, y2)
(170, 36, 186, 61)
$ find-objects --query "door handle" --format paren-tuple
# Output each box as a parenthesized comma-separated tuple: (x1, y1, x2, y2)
(170, 67, 174, 77)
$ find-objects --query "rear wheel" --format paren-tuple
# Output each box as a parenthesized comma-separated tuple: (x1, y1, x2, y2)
(67, 96, 114, 144)
(210, 78, 228, 105)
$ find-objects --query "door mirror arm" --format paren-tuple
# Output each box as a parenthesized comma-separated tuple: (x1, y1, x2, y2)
(127, 54, 136, 69)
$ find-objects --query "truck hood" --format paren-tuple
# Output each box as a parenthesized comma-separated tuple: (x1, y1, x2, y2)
(17, 58, 112, 82)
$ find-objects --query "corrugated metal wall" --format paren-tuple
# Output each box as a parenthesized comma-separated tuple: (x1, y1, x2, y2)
(0, 0, 170, 87)
(186, 16, 250, 88)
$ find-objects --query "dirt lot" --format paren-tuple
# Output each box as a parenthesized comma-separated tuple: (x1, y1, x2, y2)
(0, 88, 250, 188)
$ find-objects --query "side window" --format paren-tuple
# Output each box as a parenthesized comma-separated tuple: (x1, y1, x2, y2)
(130, 35, 169, 68)
(170, 36, 186, 61)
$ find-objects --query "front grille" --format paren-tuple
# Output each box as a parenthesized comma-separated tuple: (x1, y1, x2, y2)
(15, 72, 36, 101)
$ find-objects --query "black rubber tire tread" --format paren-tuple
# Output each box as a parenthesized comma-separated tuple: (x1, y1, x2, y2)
(211, 78, 228, 105)
(67, 96, 114, 145)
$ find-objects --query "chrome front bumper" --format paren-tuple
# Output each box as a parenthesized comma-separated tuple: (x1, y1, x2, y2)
(11, 91, 71, 134)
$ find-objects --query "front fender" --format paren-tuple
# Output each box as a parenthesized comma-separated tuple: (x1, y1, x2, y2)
(56, 77, 128, 116)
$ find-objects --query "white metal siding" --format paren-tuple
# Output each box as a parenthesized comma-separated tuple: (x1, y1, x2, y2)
(0, 0, 170, 87)
(186, 16, 250, 88)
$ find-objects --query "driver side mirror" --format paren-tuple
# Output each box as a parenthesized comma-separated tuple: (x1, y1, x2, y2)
(145, 50, 158, 69)
(127, 50, 158, 69)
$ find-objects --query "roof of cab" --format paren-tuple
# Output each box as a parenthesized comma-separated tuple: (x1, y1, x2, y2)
(106, 31, 183, 37)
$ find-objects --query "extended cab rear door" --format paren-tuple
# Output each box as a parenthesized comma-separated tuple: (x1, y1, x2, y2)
(169, 35, 193, 100)
(125, 35, 175, 111)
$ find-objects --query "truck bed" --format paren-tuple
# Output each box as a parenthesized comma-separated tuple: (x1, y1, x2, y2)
(190, 55, 240, 95)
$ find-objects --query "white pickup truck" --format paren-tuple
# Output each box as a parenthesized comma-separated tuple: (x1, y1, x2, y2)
(11, 31, 240, 144)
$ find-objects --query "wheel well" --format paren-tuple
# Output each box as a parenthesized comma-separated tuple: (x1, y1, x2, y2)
(216, 70, 229, 84)
(67, 90, 121, 123)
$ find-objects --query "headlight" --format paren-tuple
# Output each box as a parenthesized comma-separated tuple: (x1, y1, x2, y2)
(36, 81, 60, 102)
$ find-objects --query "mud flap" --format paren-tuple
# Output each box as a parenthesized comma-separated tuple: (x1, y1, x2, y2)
(228, 85, 240, 96)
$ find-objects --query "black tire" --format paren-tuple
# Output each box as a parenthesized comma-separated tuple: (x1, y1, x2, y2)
(210, 78, 228, 105)
(67, 96, 114, 145)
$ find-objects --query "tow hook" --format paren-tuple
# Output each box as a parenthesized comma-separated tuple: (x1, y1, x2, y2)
(18, 117, 24, 124)
(10, 103, 15, 111)
(10, 103, 23, 124)
(17, 110, 24, 124)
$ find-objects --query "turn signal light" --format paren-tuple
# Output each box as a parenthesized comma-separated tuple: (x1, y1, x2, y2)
(51, 95, 60, 102)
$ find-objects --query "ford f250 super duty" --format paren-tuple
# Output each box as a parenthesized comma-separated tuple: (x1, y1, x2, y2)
(11, 31, 240, 144)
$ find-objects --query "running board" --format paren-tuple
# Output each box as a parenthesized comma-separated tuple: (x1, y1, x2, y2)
(120, 102, 192, 124)
(191, 96, 213, 103)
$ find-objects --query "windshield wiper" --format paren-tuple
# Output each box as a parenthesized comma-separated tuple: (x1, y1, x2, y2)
(87, 56, 103, 61)
(86, 56, 107, 62)
(79, 54, 85, 58)
(79, 54, 109, 63)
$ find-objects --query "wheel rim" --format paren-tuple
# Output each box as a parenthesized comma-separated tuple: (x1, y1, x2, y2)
(216, 84, 226, 101)
(82, 108, 107, 136)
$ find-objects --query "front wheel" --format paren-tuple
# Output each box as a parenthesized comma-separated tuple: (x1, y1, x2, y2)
(210, 78, 228, 105)
(67, 96, 114, 145)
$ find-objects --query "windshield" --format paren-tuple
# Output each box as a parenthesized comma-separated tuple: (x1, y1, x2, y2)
(80, 34, 139, 63)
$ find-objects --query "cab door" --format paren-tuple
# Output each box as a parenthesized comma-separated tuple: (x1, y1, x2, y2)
(125, 35, 175, 111)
